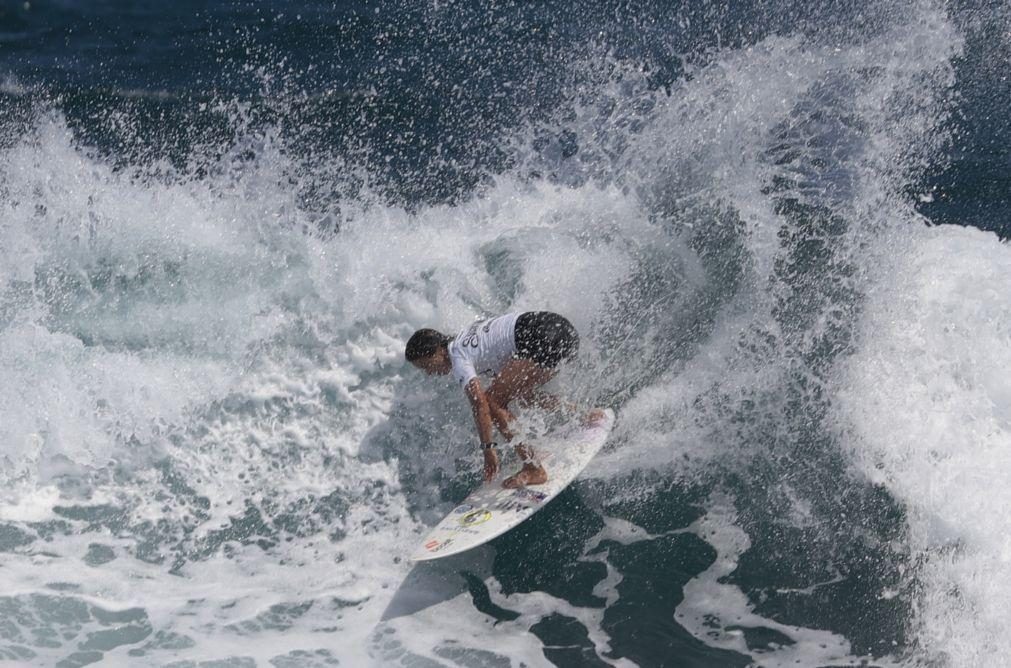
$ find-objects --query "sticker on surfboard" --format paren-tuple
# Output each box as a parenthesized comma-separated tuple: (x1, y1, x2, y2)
(411, 409, 615, 561)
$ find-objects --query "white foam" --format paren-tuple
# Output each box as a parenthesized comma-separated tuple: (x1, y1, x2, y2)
(835, 224, 1011, 667)
(675, 494, 892, 667)
(0, 484, 60, 522)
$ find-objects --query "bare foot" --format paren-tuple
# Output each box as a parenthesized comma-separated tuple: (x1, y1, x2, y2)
(581, 408, 607, 426)
(503, 463, 548, 488)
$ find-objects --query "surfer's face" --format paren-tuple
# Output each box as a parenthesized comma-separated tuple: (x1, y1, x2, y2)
(412, 350, 450, 376)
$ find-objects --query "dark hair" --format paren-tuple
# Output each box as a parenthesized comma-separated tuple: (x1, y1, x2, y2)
(405, 328, 451, 362)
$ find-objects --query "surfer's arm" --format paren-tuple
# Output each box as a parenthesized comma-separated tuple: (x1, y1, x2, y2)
(465, 379, 503, 481)
(464, 378, 496, 446)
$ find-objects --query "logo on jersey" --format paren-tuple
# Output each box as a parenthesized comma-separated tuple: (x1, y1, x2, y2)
(460, 318, 495, 348)
(460, 320, 483, 347)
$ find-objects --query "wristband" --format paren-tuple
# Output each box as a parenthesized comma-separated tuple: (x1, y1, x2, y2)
(481, 442, 498, 451)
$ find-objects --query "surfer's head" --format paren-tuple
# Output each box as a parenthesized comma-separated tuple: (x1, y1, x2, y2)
(406, 328, 452, 375)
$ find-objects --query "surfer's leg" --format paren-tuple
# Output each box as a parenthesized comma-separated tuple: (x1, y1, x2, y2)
(503, 439, 547, 489)
(486, 358, 556, 412)
(524, 390, 578, 414)
(487, 358, 554, 487)
(511, 310, 583, 409)
(505, 369, 603, 427)
(502, 459, 547, 488)
(487, 401, 515, 441)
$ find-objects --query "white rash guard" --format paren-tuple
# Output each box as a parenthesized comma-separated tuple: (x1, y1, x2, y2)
(448, 312, 522, 388)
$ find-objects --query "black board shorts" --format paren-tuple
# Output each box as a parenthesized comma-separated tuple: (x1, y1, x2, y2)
(513, 312, 579, 369)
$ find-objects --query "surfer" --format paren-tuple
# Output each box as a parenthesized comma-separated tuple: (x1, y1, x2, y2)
(406, 312, 600, 488)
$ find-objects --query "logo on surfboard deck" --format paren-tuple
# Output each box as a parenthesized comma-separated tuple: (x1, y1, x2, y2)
(458, 509, 492, 527)
(490, 487, 548, 513)
(452, 504, 474, 515)
(425, 538, 454, 553)
(511, 488, 547, 503)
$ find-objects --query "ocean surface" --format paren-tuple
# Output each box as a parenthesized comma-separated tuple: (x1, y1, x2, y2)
(1, 1, 1010, 666)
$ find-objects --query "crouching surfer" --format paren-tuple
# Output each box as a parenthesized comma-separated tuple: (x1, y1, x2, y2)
(405, 311, 604, 488)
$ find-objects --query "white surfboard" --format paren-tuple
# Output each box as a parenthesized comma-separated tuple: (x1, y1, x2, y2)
(411, 409, 615, 561)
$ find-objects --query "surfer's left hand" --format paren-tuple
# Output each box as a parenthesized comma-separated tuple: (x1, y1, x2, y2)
(482, 448, 499, 482)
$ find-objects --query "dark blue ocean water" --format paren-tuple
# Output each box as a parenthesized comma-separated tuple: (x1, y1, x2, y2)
(4, 0, 1007, 227)
(1, 1, 1010, 667)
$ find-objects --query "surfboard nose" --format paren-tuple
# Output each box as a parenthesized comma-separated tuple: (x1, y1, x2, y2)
(410, 408, 616, 562)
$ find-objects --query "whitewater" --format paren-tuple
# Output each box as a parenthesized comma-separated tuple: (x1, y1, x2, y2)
(1, 0, 1009, 666)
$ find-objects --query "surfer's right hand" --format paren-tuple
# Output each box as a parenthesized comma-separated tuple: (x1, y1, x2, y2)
(482, 448, 499, 482)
